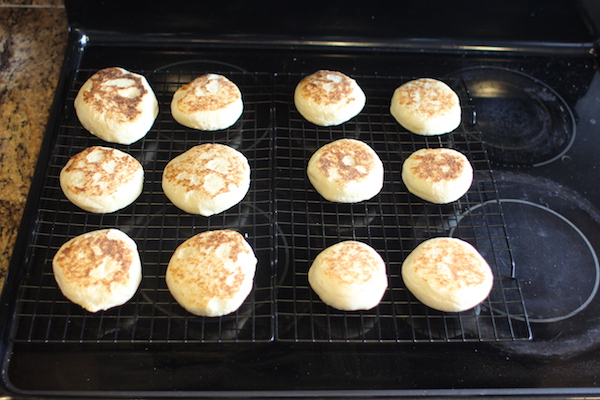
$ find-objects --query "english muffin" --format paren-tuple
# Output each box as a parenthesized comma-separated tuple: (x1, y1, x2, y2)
(402, 147, 473, 204)
(162, 143, 250, 216)
(402, 237, 494, 312)
(390, 78, 461, 135)
(307, 138, 384, 203)
(294, 70, 366, 126)
(52, 228, 142, 313)
(60, 146, 144, 213)
(308, 241, 388, 311)
(166, 229, 257, 317)
(74, 67, 158, 144)
(171, 74, 243, 131)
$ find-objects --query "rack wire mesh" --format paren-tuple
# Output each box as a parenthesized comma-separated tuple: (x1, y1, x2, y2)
(8, 64, 531, 345)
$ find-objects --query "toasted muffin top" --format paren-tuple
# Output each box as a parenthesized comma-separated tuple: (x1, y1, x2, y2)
(312, 139, 378, 185)
(174, 74, 241, 114)
(61, 146, 142, 197)
(163, 143, 249, 198)
(167, 230, 256, 305)
(80, 67, 149, 123)
(394, 78, 459, 118)
(297, 70, 358, 106)
(406, 148, 468, 183)
(315, 241, 384, 285)
(53, 229, 137, 291)
(408, 237, 492, 292)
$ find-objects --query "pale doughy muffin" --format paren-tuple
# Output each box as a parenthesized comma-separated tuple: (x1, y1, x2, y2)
(166, 229, 257, 317)
(402, 147, 473, 204)
(308, 241, 388, 311)
(52, 228, 142, 313)
(294, 70, 366, 126)
(74, 67, 158, 144)
(171, 74, 243, 131)
(402, 237, 494, 312)
(60, 146, 144, 213)
(390, 78, 461, 135)
(307, 138, 384, 203)
(162, 143, 250, 216)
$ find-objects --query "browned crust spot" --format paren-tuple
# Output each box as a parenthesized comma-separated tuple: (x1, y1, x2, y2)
(316, 140, 375, 183)
(64, 146, 140, 196)
(319, 242, 380, 284)
(300, 70, 356, 106)
(396, 78, 457, 116)
(413, 239, 488, 288)
(169, 230, 251, 301)
(163, 144, 247, 197)
(410, 150, 465, 182)
(81, 67, 148, 123)
(176, 74, 240, 113)
(55, 231, 134, 291)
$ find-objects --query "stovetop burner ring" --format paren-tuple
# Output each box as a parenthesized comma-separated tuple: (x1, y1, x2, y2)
(448, 66, 576, 168)
(452, 199, 600, 324)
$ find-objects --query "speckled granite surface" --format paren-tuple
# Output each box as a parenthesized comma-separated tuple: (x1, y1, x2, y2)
(0, 2, 67, 290)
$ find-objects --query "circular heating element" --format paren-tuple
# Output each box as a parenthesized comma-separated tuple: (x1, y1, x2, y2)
(448, 66, 576, 167)
(457, 199, 599, 323)
(449, 171, 600, 357)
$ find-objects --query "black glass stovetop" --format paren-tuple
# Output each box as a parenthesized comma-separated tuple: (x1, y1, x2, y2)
(2, 1, 600, 398)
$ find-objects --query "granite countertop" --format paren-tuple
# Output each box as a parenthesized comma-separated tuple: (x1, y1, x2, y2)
(0, 1, 67, 291)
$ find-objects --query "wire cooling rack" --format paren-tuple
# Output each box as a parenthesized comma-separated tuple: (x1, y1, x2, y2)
(8, 64, 531, 345)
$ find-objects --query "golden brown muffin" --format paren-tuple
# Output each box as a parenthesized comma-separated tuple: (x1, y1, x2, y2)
(166, 229, 257, 317)
(171, 74, 243, 131)
(162, 143, 251, 216)
(74, 67, 158, 144)
(307, 138, 384, 203)
(390, 78, 461, 135)
(402, 237, 494, 312)
(60, 146, 144, 213)
(308, 241, 388, 311)
(294, 70, 366, 126)
(52, 228, 142, 313)
(402, 147, 473, 204)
